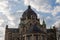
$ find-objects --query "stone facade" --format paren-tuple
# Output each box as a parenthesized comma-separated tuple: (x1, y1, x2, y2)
(56, 28, 60, 40)
(5, 5, 57, 40)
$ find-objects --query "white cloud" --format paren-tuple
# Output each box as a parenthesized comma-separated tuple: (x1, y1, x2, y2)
(16, 10, 24, 13)
(9, 0, 20, 3)
(24, 0, 30, 5)
(37, 13, 42, 24)
(0, 0, 16, 27)
(24, 0, 52, 13)
(24, 0, 60, 17)
(53, 20, 60, 28)
(0, 1, 15, 21)
(8, 21, 15, 28)
(0, 19, 4, 26)
(52, 6, 60, 16)
(56, 16, 60, 19)
(46, 16, 51, 20)
(56, 0, 60, 4)
(0, 27, 5, 40)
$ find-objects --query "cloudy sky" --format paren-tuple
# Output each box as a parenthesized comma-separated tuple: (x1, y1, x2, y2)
(0, 0, 60, 40)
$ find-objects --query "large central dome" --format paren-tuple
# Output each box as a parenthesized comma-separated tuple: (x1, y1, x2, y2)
(22, 5, 37, 19)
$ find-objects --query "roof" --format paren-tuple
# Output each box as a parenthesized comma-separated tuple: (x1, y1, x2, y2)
(8, 28, 19, 33)
(22, 5, 37, 18)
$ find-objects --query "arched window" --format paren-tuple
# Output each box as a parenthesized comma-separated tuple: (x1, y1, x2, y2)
(17, 38, 19, 40)
(34, 35, 38, 40)
(58, 35, 60, 40)
(41, 35, 45, 40)
(23, 37, 25, 40)
(28, 36, 30, 40)
(27, 35, 31, 40)
(36, 35, 38, 40)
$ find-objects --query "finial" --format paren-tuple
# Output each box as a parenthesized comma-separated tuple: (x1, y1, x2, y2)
(6, 25, 8, 29)
(28, 5, 31, 9)
(53, 26, 55, 29)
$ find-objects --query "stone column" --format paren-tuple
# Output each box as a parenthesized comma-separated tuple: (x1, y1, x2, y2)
(25, 35, 27, 40)
(38, 35, 40, 40)
(57, 34, 59, 40)
(32, 34, 34, 40)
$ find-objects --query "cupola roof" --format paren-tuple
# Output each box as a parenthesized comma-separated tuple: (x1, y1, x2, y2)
(22, 5, 37, 18)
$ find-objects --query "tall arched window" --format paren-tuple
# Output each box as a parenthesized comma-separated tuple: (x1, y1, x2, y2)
(58, 35, 60, 40)
(23, 37, 25, 40)
(36, 35, 38, 40)
(17, 38, 19, 40)
(27, 35, 31, 40)
(41, 35, 45, 40)
(34, 35, 38, 40)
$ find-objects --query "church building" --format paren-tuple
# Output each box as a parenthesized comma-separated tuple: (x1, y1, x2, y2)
(5, 5, 57, 40)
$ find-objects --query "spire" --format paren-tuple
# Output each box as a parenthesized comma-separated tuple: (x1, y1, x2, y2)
(53, 26, 56, 29)
(43, 19, 45, 24)
(42, 19, 46, 27)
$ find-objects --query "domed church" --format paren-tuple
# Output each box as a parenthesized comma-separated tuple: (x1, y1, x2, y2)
(5, 5, 57, 40)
